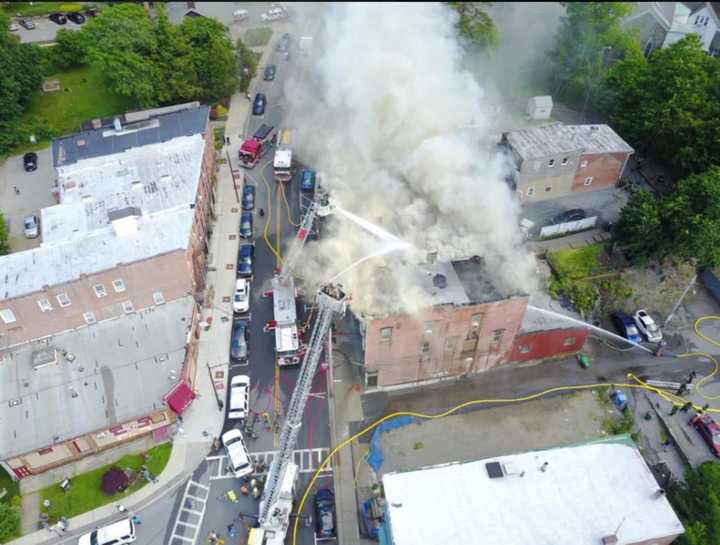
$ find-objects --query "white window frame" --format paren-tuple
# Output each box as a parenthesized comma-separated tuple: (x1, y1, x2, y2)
(526, 187, 535, 196)
(0, 308, 17, 324)
(580, 160, 588, 168)
(56, 293, 71, 307)
(37, 298, 53, 312)
(112, 279, 126, 293)
(561, 157, 568, 166)
(153, 291, 166, 305)
(584, 176, 593, 186)
(94, 284, 107, 298)
(83, 311, 97, 325)
(548, 159, 555, 168)
(121, 301, 135, 314)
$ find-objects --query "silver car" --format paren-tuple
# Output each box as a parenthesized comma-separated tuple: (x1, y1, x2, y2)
(24, 215, 39, 238)
(633, 309, 663, 343)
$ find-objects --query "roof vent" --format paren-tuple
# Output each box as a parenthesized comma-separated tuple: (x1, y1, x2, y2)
(485, 462, 504, 479)
(601, 535, 618, 545)
(113, 117, 122, 131)
(432, 274, 447, 289)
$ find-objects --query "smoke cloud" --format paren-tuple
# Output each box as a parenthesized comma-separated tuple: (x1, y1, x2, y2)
(284, 2, 537, 315)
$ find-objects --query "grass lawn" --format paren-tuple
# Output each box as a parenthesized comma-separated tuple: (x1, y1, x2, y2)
(3, 2, 83, 17)
(548, 242, 607, 280)
(24, 65, 137, 138)
(39, 442, 172, 522)
(243, 27, 273, 47)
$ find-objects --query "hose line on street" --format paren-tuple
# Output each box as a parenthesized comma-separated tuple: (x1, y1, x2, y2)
(256, 157, 283, 265)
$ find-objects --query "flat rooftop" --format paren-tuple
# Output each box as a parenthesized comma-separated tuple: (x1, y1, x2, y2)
(383, 438, 683, 545)
(504, 123, 634, 160)
(0, 297, 193, 460)
(272, 276, 297, 325)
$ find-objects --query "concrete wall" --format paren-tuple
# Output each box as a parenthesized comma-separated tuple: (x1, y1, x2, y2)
(572, 151, 630, 193)
(0, 251, 194, 348)
(509, 327, 588, 362)
(515, 150, 583, 202)
(364, 297, 528, 388)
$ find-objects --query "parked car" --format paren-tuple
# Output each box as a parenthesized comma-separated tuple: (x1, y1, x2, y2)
(23, 151, 37, 172)
(19, 18, 35, 30)
(261, 7, 284, 21)
(633, 309, 663, 343)
(233, 9, 249, 21)
(252, 93, 267, 116)
(67, 11, 85, 24)
(23, 215, 39, 239)
(300, 169, 315, 192)
(314, 488, 336, 538)
(690, 413, 720, 457)
(8, 22, 19, 31)
(611, 311, 642, 344)
(230, 320, 249, 362)
(78, 518, 136, 545)
(221, 429, 254, 478)
(49, 13, 67, 24)
(240, 212, 253, 238)
(276, 32, 291, 52)
(237, 244, 254, 277)
(263, 64, 277, 81)
(228, 375, 250, 420)
(242, 185, 256, 211)
(549, 208, 586, 225)
(233, 278, 250, 314)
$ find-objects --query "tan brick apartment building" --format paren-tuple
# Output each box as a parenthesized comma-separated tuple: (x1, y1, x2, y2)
(0, 103, 216, 478)
(501, 123, 634, 203)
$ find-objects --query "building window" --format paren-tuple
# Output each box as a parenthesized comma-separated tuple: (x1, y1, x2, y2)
(421, 341, 431, 354)
(37, 299, 53, 312)
(471, 314, 483, 329)
(94, 284, 107, 298)
(561, 157, 568, 166)
(0, 309, 16, 324)
(83, 311, 97, 325)
(563, 337, 577, 346)
(548, 159, 555, 168)
(380, 327, 393, 341)
(492, 328, 506, 343)
(112, 279, 126, 293)
(584, 176, 593, 186)
(580, 160, 588, 168)
(526, 187, 535, 196)
(121, 301, 135, 314)
(56, 293, 71, 307)
(153, 291, 166, 305)
(424, 321, 434, 335)
(545, 186, 553, 192)
(366, 371, 378, 388)
(519, 345, 532, 354)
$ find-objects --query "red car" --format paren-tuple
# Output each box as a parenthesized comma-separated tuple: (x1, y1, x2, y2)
(690, 414, 720, 457)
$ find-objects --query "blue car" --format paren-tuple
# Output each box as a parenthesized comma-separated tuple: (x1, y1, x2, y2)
(230, 320, 249, 363)
(242, 185, 255, 211)
(300, 169, 315, 193)
(240, 212, 253, 239)
(237, 244, 254, 277)
(314, 488, 336, 538)
(252, 93, 266, 116)
(612, 311, 642, 344)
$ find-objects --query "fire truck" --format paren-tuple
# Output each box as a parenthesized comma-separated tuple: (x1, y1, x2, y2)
(273, 129, 293, 182)
(239, 124, 276, 168)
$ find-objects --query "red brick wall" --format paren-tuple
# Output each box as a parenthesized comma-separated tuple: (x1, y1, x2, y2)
(509, 328, 588, 362)
(572, 151, 631, 193)
(365, 297, 528, 387)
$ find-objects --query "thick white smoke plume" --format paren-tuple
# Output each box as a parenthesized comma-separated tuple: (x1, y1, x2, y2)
(285, 2, 537, 315)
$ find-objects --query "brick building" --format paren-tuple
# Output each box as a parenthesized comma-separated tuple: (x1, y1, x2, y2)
(501, 123, 634, 203)
(0, 103, 215, 478)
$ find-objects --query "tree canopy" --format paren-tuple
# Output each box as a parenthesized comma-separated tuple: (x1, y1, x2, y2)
(671, 462, 720, 545)
(543, 2, 642, 107)
(614, 167, 720, 267)
(604, 34, 720, 176)
(0, 501, 20, 542)
(447, 2, 498, 50)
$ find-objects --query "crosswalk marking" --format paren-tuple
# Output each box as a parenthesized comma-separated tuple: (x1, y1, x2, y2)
(169, 478, 209, 545)
(207, 448, 331, 481)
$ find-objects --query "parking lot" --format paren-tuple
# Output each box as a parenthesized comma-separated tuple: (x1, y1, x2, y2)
(0, 147, 56, 252)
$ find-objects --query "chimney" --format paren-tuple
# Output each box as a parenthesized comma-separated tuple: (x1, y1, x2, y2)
(113, 117, 122, 132)
(601, 535, 618, 545)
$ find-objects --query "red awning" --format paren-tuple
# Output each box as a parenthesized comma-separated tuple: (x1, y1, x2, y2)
(165, 382, 195, 415)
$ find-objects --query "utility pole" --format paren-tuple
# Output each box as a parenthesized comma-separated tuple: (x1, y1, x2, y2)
(225, 148, 240, 204)
(664, 274, 697, 328)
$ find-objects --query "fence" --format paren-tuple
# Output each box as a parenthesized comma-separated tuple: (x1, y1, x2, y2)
(539, 216, 598, 239)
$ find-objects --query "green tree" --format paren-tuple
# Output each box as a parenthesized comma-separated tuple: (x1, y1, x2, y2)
(613, 189, 664, 261)
(52, 28, 89, 69)
(0, 501, 20, 542)
(0, 211, 10, 255)
(605, 34, 720, 176)
(671, 462, 720, 545)
(447, 2, 498, 50)
(544, 2, 642, 108)
(179, 16, 238, 99)
(236, 38, 257, 93)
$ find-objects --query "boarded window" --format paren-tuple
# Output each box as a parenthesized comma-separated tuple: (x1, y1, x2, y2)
(380, 327, 392, 341)
(462, 335, 478, 353)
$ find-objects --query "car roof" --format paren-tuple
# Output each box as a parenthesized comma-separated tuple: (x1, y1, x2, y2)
(231, 374, 250, 386)
(240, 244, 253, 255)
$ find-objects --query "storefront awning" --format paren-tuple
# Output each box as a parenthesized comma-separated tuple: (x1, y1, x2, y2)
(165, 381, 195, 415)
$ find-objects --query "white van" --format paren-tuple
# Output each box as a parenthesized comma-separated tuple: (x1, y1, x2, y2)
(261, 8, 284, 21)
(78, 518, 136, 545)
(222, 428, 254, 479)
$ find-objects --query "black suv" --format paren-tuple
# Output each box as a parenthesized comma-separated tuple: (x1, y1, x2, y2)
(252, 93, 267, 116)
(549, 208, 586, 225)
(67, 12, 86, 24)
(263, 64, 276, 81)
(23, 152, 38, 172)
(49, 13, 67, 24)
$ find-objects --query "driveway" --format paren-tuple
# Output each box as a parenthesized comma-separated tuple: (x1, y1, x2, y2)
(0, 147, 56, 252)
(9, 16, 83, 44)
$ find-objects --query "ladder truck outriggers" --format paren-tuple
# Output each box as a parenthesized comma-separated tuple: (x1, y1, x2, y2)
(273, 129, 293, 182)
(239, 124, 277, 168)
